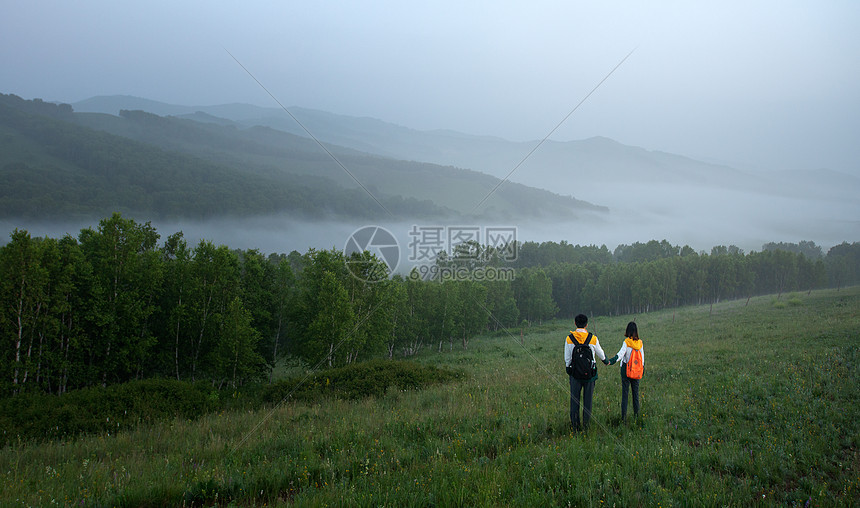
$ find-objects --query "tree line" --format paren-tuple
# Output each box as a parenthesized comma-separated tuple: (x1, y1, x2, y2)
(0, 214, 501, 396)
(508, 238, 858, 315)
(2, 215, 858, 396)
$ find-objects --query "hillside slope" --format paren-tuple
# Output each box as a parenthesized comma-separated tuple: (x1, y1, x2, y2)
(2, 93, 604, 221)
(0, 95, 445, 220)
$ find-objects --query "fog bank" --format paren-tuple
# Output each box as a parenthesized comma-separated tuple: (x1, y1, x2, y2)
(3, 182, 857, 261)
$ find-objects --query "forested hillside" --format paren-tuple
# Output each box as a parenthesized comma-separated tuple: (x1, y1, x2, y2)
(2, 214, 858, 397)
(0, 93, 603, 221)
(0, 94, 447, 220)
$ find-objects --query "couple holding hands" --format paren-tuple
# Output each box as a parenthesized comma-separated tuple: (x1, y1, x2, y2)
(564, 314, 644, 432)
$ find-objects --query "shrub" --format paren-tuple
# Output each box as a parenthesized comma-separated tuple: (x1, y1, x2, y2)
(0, 378, 214, 445)
(263, 359, 463, 404)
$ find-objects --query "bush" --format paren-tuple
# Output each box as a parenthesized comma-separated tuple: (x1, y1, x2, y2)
(0, 362, 463, 445)
(0, 378, 214, 445)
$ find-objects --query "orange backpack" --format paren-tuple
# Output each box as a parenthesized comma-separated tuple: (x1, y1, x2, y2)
(626, 347, 644, 380)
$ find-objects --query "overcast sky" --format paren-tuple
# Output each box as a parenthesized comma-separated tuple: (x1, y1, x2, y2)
(3, 0, 859, 175)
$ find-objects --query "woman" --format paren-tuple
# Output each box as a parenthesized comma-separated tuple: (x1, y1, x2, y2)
(606, 321, 644, 421)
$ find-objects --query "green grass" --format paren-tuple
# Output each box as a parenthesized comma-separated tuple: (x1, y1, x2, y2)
(2, 288, 859, 506)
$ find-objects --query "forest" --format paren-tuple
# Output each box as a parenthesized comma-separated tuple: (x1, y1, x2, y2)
(2, 213, 858, 397)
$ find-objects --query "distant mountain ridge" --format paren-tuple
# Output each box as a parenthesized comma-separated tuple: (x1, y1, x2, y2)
(72, 95, 859, 204)
(1, 94, 439, 220)
(1, 93, 604, 221)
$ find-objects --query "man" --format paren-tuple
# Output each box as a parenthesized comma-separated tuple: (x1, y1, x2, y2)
(564, 313, 608, 431)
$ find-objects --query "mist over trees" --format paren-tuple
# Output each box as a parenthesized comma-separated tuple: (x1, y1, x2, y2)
(1, 216, 858, 397)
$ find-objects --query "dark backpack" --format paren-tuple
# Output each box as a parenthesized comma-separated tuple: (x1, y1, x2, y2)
(567, 332, 595, 380)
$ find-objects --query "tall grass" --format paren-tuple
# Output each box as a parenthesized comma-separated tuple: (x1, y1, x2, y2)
(2, 288, 858, 506)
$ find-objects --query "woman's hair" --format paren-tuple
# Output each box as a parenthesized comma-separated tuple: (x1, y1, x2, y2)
(624, 321, 638, 339)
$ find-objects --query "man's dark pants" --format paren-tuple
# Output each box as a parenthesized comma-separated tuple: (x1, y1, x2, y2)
(569, 376, 595, 431)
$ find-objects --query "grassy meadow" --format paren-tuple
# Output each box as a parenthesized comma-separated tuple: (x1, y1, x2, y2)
(2, 287, 858, 506)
